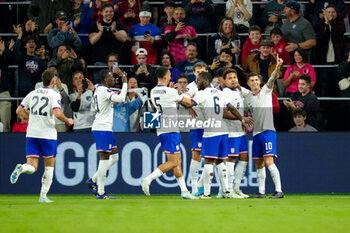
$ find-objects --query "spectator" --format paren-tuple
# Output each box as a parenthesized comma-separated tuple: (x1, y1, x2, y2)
(0, 38, 12, 132)
(127, 77, 144, 132)
(88, 3, 128, 64)
(175, 73, 190, 94)
(242, 40, 283, 95)
(175, 42, 205, 82)
(288, 108, 317, 132)
(175, 74, 191, 132)
(106, 53, 125, 89)
(12, 29, 47, 97)
(283, 75, 320, 130)
(283, 48, 316, 97)
(27, 0, 70, 33)
(164, 7, 197, 65)
(270, 27, 290, 65)
(128, 48, 157, 91)
(281, 2, 316, 61)
(47, 11, 83, 56)
(182, 0, 215, 33)
(22, 19, 40, 45)
(117, 0, 142, 31)
(128, 10, 162, 65)
(12, 115, 29, 133)
(225, 0, 252, 33)
(159, 1, 176, 32)
(338, 52, 350, 97)
(160, 51, 181, 83)
(241, 25, 262, 63)
(260, 0, 286, 34)
(70, 0, 95, 45)
(51, 44, 81, 93)
(89, 0, 119, 22)
(69, 71, 95, 132)
(79, 57, 93, 82)
(209, 17, 240, 63)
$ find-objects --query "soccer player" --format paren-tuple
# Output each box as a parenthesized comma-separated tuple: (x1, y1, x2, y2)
(221, 68, 250, 198)
(181, 72, 252, 199)
(140, 66, 196, 199)
(10, 70, 73, 203)
(86, 70, 127, 199)
(244, 54, 284, 198)
(184, 62, 208, 194)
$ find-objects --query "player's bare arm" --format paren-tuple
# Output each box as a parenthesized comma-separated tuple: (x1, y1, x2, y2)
(16, 105, 29, 120)
(267, 54, 283, 89)
(227, 104, 253, 128)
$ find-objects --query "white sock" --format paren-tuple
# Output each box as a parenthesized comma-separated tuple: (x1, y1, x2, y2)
(226, 162, 235, 192)
(189, 160, 201, 193)
(176, 176, 188, 192)
(197, 172, 204, 188)
(217, 162, 228, 193)
(21, 164, 35, 174)
(203, 164, 213, 196)
(40, 167, 54, 198)
(257, 167, 266, 194)
(97, 160, 109, 195)
(234, 161, 248, 191)
(92, 153, 119, 183)
(144, 168, 163, 184)
(268, 164, 282, 192)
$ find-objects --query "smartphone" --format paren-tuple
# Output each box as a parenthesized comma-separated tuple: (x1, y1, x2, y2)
(82, 79, 88, 90)
(218, 61, 227, 67)
(113, 62, 118, 72)
(140, 62, 146, 67)
(144, 30, 150, 38)
(178, 18, 186, 26)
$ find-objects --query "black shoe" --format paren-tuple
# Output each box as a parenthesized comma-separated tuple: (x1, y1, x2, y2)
(269, 191, 284, 199)
(86, 178, 98, 196)
(250, 192, 266, 198)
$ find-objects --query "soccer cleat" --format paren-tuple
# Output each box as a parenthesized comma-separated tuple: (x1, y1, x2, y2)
(216, 190, 224, 199)
(234, 189, 250, 198)
(269, 191, 284, 199)
(228, 192, 245, 199)
(181, 191, 198, 200)
(96, 193, 116, 199)
(86, 178, 98, 195)
(200, 194, 212, 199)
(38, 197, 54, 203)
(140, 179, 151, 196)
(194, 186, 204, 196)
(250, 193, 266, 198)
(10, 164, 22, 184)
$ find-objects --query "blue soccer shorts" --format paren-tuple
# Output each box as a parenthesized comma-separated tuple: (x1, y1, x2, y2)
(158, 132, 181, 154)
(93, 131, 117, 152)
(252, 130, 277, 160)
(190, 128, 204, 151)
(26, 137, 57, 158)
(201, 134, 228, 160)
(228, 135, 248, 157)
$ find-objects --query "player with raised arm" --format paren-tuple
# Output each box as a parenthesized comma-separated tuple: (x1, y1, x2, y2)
(10, 70, 74, 203)
(181, 72, 253, 199)
(244, 54, 284, 198)
(86, 70, 127, 199)
(140, 66, 197, 200)
(221, 68, 250, 198)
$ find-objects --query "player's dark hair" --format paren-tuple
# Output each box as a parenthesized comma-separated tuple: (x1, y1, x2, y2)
(248, 25, 261, 34)
(293, 48, 307, 64)
(270, 27, 283, 37)
(222, 68, 237, 80)
(176, 73, 189, 83)
(42, 70, 56, 86)
(246, 72, 259, 81)
(99, 69, 112, 84)
(155, 66, 169, 79)
(299, 75, 311, 84)
(292, 108, 307, 118)
(198, 72, 212, 83)
(101, 2, 114, 12)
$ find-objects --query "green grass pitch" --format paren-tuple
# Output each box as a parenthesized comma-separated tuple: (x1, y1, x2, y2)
(1, 194, 349, 233)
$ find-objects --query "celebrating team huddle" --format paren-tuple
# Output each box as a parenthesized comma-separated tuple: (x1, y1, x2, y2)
(10, 55, 284, 201)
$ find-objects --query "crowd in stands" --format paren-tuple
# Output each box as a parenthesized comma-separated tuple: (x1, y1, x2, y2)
(0, 0, 350, 133)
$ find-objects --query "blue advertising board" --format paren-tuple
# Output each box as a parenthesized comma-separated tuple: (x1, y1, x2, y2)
(0, 132, 349, 194)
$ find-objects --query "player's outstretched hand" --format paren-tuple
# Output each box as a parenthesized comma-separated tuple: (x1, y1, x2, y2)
(121, 72, 127, 83)
(67, 118, 74, 126)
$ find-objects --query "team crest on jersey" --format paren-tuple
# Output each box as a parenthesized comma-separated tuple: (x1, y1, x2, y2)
(176, 145, 180, 150)
(231, 148, 235, 153)
(143, 112, 161, 129)
(198, 142, 202, 148)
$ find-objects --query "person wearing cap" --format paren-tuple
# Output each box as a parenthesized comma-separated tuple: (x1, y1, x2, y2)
(128, 48, 157, 92)
(242, 39, 283, 96)
(281, 1, 316, 60)
(128, 10, 161, 65)
(88, 2, 128, 64)
(47, 10, 82, 57)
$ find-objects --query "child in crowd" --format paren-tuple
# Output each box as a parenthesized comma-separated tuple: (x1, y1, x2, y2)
(270, 27, 290, 65)
(12, 115, 28, 133)
(159, 1, 176, 32)
(241, 25, 262, 63)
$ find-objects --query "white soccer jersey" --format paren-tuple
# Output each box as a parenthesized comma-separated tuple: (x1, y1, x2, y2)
(151, 85, 183, 136)
(185, 81, 204, 124)
(222, 87, 245, 138)
(92, 83, 127, 131)
(21, 87, 61, 140)
(69, 90, 95, 130)
(244, 85, 275, 136)
(192, 87, 229, 138)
